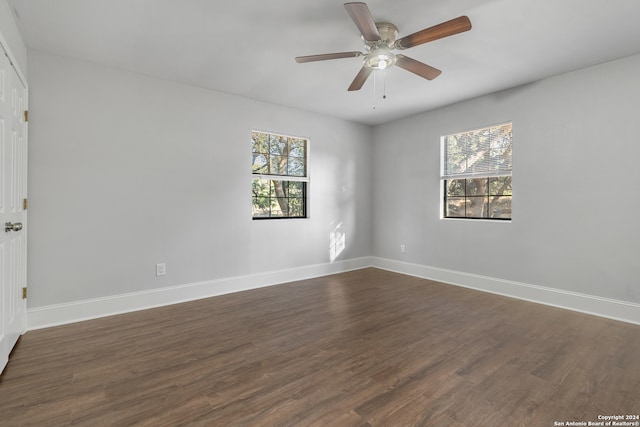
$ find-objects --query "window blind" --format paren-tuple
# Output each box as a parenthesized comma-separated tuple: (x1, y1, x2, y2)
(442, 123, 512, 179)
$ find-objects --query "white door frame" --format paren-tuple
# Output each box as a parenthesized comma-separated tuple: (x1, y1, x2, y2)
(0, 32, 28, 374)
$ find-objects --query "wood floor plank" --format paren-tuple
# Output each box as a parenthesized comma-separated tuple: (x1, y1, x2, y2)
(1, 268, 639, 426)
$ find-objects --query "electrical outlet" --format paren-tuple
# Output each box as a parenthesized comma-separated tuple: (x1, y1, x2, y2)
(400, 244, 406, 254)
(156, 263, 166, 276)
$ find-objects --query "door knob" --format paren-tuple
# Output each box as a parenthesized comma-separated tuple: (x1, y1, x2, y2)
(4, 222, 23, 232)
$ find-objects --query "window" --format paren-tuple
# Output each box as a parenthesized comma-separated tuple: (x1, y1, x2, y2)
(251, 130, 308, 219)
(441, 122, 512, 220)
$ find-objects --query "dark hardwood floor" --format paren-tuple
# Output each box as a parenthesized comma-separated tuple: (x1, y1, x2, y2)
(1, 268, 639, 426)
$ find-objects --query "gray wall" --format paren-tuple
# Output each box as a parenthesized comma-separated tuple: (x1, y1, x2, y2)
(372, 54, 640, 303)
(23, 40, 640, 310)
(27, 50, 372, 307)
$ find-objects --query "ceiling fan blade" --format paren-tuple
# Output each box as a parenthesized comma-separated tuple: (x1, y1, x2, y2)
(396, 16, 471, 49)
(344, 2, 381, 42)
(295, 51, 363, 63)
(395, 55, 442, 80)
(348, 67, 372, 91)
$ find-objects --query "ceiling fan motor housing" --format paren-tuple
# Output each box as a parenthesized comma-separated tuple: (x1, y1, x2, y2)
(373, 22, 399, 47)
(363, 22, 398, 70)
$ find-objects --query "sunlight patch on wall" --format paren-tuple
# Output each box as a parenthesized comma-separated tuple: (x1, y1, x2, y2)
(329, 220, 346, 263)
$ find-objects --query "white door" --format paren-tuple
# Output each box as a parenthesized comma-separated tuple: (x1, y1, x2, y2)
(0, 46, 27, 373)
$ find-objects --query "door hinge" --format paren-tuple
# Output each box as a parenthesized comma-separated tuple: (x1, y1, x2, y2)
(24, 110, 28, 122)
(22, 287, 27, 299)
(23, 198, 28, 210)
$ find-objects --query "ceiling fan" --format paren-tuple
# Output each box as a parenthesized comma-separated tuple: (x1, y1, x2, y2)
(295, 2, 471, 91)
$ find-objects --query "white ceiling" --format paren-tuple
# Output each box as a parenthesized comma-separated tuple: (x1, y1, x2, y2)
(9, 0, 640, 125)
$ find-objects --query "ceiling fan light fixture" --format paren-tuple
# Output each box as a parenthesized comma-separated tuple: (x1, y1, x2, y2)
(364, 47, 396, 70)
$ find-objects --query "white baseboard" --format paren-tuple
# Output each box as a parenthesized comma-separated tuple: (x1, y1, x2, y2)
(371, 257, 640, 326)
(27, 256, 640, 330)
(27, 256, 374, 330)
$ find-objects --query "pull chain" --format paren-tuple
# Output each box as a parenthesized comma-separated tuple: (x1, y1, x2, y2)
(372, 70, 377, 110)
(372, 70, 388, 110)
(382, 69, 387, 100)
